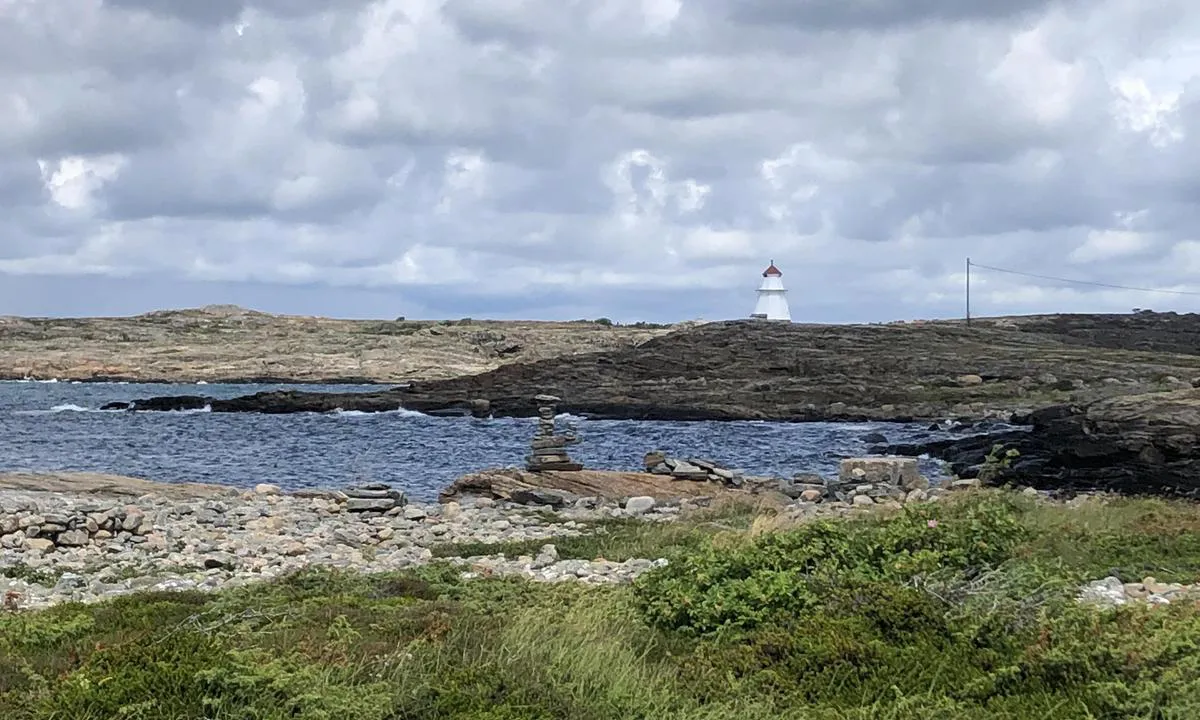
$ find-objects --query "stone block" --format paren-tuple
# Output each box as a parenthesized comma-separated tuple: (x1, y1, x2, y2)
(56, 529, 90, 547)
(838, 457, 921, 489)
(624, 496, 656, 515)
(345, 498, 396, 513)
(800, 489, 823, 503)
(670, 460, 709, 480)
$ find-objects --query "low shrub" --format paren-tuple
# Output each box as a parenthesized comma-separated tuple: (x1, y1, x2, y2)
(633, 494, 1028, 635)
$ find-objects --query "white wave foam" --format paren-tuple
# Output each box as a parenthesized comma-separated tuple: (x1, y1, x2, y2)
(331, 406, 429, 418)
(554, 412, 589, 423)
(50, 403, 91, 413)
(332, 408, 370, 417)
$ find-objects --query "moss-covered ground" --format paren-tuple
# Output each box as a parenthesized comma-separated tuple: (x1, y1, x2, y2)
(4, 490, 1200, 719)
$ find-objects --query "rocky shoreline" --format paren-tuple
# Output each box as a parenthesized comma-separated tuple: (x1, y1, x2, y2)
(0, 458, 970, 612)
(879, 389, 1200, 497)
(0, 480, 677, 611)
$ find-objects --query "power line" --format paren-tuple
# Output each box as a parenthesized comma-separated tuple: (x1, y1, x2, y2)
(969, 261, 1200, 297)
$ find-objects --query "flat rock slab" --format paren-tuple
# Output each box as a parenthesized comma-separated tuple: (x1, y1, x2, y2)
(0, 472, 240, 500)
(441, 468, 745, 503)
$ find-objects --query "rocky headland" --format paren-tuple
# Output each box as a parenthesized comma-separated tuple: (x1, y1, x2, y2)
(0, 305, 674, 383)
(114, 311, 1200, 422)
(880, 388, 1200, 497)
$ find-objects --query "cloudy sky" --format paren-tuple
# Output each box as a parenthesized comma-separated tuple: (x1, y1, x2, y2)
(2, 0, 1199, 322)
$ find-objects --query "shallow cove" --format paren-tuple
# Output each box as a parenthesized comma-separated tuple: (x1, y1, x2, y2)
(0, 381, 977, 501)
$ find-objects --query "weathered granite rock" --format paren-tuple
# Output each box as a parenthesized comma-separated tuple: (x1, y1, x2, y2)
(884, 389, 1200, 496)
(838, 457, 925, 490)
(624, 496, 657, 515)
(441, 468, 751, 504)
(343, 484, 407, 512)
(643, 454, 746, 486)
(1, 310, 671, 385)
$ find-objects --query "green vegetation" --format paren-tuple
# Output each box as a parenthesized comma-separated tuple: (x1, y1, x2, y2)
(5, 490, 1200, 719)
(429, 500, 768, 562)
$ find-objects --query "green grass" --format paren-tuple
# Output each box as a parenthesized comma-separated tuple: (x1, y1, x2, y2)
(430, 498, 772, 562)
(4, 490, 1200, 719)
(1, 563, 61, 586)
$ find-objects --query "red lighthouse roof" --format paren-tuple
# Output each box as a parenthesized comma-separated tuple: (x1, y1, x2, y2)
(762, 260, 782, 277)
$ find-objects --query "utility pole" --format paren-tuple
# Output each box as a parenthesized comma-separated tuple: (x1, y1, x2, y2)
(965, 257, 971, 327)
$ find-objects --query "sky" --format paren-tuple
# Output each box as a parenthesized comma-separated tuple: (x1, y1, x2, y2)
(3, 0, 1200, 323)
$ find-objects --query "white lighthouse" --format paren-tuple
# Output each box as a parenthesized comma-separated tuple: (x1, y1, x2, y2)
(751, 260, 791, 321)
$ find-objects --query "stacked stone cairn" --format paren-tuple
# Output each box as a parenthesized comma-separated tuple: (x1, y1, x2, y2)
(821, 457, 933, 506)
(0, 505, 154, 554)
(526, 395, 583, 472)
(644, 452, 744, 487)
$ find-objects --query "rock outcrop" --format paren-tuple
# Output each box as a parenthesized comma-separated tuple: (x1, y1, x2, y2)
(112, 313, 1200, 422)
(0, 309, 672, 384)
(881, 389, 1200, 497)
(439, 468, 751, 505)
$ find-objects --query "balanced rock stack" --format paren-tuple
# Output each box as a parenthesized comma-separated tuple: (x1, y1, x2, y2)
(526, 395, 583, 472)
(644, 452, 743, 487)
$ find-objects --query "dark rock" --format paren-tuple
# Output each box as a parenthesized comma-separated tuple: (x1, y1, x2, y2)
(509, 489, 567, 508)
(860, 432, 888, 444)
(890, 389, 1200, 496)
(132, 395, 210, 412)
(204, 552, 238, 569)
(528, 462, 584, 471)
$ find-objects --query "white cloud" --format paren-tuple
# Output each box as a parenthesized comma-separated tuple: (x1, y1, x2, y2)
(4, 0, 1200, 321)
(1069, 229, 1153, 263)
(37, 154, 126, 211)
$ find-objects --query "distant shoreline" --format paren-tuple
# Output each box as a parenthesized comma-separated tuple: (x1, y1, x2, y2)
(0, 374, 390, 386)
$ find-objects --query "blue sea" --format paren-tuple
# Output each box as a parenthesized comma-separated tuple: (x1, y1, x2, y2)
(0, 380, 961, 501)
